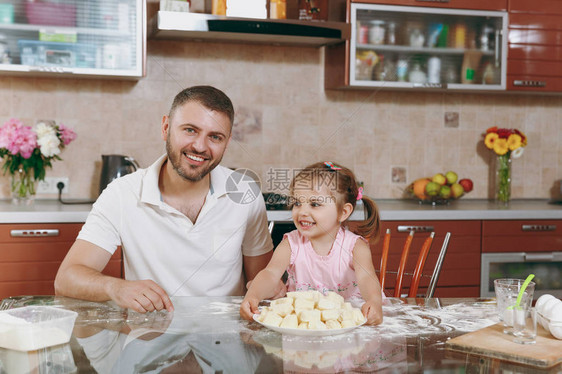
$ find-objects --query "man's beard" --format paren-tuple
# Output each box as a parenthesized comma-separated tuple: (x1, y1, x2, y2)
(166, 136, 221, 182)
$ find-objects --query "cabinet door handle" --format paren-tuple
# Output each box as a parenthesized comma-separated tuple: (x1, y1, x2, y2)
(524, 253, 554, 262)
(397, 225, 434, 233)
(513, 80, 546, 87)
(521, 224, 556, 232)
(413, 83, 447, 89)
(10, 229, 60, 237)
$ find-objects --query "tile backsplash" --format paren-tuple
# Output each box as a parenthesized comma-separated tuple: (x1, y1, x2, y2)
(1, 40, 561, 200)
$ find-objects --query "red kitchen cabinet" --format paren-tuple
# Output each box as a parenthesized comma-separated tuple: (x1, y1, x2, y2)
(353, 0, 506, 11)
(507, 0, 562, 92)
(353, 220, 482, 298)
(0, 223, 122, 299)
(482, 220, 562, 253)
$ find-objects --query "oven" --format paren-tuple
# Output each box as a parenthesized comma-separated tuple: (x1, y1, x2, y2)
(481, 252, 562, 299)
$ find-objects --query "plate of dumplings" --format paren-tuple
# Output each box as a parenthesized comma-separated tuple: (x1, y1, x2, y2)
(253, 290, 367, 336)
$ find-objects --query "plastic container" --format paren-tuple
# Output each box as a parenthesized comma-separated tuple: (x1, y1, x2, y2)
(18, 40, 96, 68)
(0, 306, 78, 351)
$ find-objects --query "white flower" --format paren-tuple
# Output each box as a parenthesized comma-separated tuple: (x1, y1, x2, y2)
(511, 147, 525, 159)
(34, 121, 56, 139)
(37, 133, 61, 157)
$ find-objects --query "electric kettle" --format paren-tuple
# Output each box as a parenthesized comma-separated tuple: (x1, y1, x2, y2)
(99, 155, 139, 195)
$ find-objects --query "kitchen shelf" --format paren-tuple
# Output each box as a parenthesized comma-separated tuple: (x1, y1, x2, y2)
(357, 44, 495, 56)
(148, 11, 351, 47)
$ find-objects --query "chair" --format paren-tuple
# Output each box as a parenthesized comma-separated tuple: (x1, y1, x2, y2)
(379, 229, 451, 298)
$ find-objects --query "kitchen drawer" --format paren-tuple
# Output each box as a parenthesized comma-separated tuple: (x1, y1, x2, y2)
(0, 223, 82, 242)
(508, 45, 562, 61)
(0, 259, 121, 281)
(506, 76, 562, 91)
(509, 0, 562, 14)
(482, 220, 562, 253)
(352, 0, 506, 11)
(0, 243, 122, 262)
(508, 29, 562, 46)
(509, 13, 562, 30)
(508, 61, 562, 77)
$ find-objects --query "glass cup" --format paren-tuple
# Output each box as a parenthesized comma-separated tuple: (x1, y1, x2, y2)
(493, 278, 535, 334)
(513, 306, 537, 344)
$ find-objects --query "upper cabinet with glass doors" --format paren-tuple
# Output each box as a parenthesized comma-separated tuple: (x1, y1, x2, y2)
(0, 0, 145, 79)
(326, 3, 507, 91)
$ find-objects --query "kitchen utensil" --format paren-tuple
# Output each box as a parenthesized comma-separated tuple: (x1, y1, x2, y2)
(514, 274, 535, 309)
(99, 155, 139, 195)
(494, 278, 535, 334)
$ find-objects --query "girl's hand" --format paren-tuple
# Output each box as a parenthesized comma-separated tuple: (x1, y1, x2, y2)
(240, 297, 260, 321)
(362, 300, 383, 325)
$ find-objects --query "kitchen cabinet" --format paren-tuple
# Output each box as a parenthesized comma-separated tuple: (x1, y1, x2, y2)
(354, 0, 507, 11)
(506, 0, 562, 92)
(353, 220, 482, 297)
(480, 219, 562, 298)
(325, 2, 508, 91)
(0, 223, 122, 299)
(0, 0, 145, 79)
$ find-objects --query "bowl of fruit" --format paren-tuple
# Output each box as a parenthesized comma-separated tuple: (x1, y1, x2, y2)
(405, 171, 473, 205)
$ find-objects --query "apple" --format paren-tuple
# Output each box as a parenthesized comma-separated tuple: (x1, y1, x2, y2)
(439, 185, 452, 199)
(451, 183, 464, 198)
(425, 181, 441, 196)
(445, 171, 458, 185)
(432, 173, 447, 185)
(459, 178, 474, 193)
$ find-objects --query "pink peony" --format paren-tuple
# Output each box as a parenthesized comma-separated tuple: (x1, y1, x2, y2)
(7, 125, 37, 159)
(58, 123, 77, 146)
(0, 118, 24, 149)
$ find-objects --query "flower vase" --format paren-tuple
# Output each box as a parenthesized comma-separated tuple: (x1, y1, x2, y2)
(495, 154, 511, 205)
(11, 168, 37, 205)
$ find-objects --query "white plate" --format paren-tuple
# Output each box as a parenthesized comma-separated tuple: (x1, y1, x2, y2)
(252, 314, 367, 336)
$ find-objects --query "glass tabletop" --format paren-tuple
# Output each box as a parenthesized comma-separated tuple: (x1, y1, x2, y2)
(0, 296, 560, 373)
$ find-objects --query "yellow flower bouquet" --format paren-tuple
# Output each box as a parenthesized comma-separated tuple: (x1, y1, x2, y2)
(483, 127, 527, 204)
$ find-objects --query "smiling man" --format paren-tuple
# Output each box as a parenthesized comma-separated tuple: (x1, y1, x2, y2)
(55, 86, 275, 313)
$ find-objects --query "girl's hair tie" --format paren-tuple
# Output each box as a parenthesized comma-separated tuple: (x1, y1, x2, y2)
(324, 161, 342, 170)
(357, 186, 363, 201)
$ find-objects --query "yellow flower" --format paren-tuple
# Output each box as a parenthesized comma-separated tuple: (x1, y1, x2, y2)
(484, 133, 498, 149)
(493, 138, 509, 155)
(507, 134, 522, 151)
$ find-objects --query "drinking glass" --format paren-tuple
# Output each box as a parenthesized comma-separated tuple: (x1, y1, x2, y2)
(513, 306, 537, 344)
(494, 278, 535, 334)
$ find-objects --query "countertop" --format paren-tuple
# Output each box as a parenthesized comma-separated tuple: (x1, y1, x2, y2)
(0, 295, 559, 373)
(0, 198, 561, 223)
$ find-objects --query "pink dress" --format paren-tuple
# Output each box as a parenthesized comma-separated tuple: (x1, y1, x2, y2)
(284, 227, 365, 299)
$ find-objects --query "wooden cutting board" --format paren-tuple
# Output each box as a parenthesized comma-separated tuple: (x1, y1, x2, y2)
(446, 323, 562, 368)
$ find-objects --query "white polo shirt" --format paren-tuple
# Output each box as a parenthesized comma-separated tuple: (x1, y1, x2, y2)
(78, 155, 273, 297)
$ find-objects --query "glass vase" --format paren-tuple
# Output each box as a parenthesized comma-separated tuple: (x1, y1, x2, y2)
(11, 168, 37, 205)
(495, 154, 511, 206)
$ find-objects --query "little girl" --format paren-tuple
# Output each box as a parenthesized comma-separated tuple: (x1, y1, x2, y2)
(240, 161, 383, 325)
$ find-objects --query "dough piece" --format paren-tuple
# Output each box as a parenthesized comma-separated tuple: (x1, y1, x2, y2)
(256, 307, 270, 322)
(318, 352, 339, 368)
(308, 319, 327, 329)
(271, 303, 294, 317)
(326, 291, 345, 307)
(352, 309, 366, 325)
(317, 297, 338, 310)
(294, 298, 315, 311)
(325, 319, 342, 329)
(321, 308, 341, 322)
(280, 314, 298, 329)
(286, 291, 300, 299)
(298, 322, 309, 329)
(263, 312, 283, 327)
(341, 319, 355, 328)
(342, 302, 353, 311)
(339, 309, 354, 322)
(298, 309, 321, 323)
(271, 297, 293, 306)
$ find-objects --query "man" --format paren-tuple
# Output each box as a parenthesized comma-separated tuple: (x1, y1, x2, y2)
(55, 86, 275, 313)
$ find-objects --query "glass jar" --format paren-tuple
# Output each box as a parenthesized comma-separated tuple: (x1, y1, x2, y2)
(408, 63, 427, 84)
(369, 20, 385, 45)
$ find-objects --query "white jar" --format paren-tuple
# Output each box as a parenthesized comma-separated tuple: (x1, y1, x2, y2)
(428, 56, 441, 84)
(408, 63, 427, 84)
(369, 21, 385, 45)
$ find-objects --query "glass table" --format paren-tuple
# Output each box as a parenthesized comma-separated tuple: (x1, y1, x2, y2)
(0, 296, 560, 373)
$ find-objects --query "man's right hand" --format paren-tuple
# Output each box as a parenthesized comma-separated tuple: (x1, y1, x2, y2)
(240, 296, 259, 321)
(107, 279, 174, 313)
